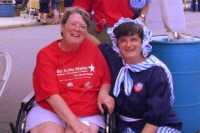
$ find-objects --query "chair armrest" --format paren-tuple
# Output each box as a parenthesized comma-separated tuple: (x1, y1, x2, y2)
(22, 90, 35, 103)
(10, 91, 35, 133)
(21, 90, 35, 113)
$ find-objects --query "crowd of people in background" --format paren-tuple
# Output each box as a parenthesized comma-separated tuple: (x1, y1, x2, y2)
(35, 0, 200, 26)
(36, 0, 74, 25)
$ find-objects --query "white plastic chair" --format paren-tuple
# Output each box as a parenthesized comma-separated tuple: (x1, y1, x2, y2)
(0, 51, 12, 97)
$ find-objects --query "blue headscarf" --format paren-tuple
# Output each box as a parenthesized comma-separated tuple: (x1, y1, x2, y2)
(107, 17, 152, 57)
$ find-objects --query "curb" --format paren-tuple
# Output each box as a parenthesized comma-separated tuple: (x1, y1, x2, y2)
(0, 22, 36, 29)
(0, 17, 58, 29)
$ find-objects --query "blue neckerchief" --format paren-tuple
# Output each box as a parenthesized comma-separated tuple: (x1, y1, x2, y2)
(122, 126, 181, 133)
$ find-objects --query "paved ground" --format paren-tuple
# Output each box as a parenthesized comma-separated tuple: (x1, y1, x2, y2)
(0, 10, 200, 133)
(0, 13, 59, 29)
(0, 24, 61, 133)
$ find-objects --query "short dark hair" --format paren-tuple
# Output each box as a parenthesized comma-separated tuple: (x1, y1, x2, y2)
(61, 6, 91, 29)
(113, 22, 144, 45)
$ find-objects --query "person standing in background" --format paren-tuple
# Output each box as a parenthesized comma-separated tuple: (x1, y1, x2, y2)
(73, 0, 151, 45)
(37, 0, 51, 25)
(51, 0, 60, 24)
(64, 0, 74, 11)
(192, 0, 200, 11)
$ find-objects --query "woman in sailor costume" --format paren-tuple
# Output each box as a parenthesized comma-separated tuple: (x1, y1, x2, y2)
(98, 18, 182, 133)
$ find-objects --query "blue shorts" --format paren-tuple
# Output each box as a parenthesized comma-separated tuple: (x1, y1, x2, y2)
(25, 101, 105, 132)
(52, 2, 59, 10)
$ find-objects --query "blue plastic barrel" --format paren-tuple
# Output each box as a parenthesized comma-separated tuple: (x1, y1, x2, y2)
(0, 5, 15, 17)
(150, 35, 200, 133)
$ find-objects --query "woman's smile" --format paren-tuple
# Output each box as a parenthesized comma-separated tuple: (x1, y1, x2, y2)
(61, 13, 88, 50)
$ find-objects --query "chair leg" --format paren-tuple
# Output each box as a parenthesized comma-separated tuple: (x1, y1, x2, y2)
(9, 122, 15, 133)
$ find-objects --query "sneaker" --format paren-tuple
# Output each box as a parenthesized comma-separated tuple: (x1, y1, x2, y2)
(37, 18, 40, 22)
(43, 22, 48, 25)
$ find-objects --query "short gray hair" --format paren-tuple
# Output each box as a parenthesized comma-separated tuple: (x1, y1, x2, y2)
(61, 6, 91, 29)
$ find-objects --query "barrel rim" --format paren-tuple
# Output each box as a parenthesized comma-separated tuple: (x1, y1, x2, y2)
(151, 35, 200, 44)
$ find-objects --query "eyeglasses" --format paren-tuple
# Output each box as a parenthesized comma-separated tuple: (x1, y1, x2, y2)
(67, 22, 87, 31)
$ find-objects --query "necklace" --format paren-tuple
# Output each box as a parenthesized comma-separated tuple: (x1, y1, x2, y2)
(59, 41, 81, 80)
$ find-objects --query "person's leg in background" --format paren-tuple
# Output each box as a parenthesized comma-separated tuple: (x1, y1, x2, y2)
(192, 0, 196, 11)
(52, 2, 59, 24)
(37, 2, 44, 22)
(198, 0, 200, 11)
(42, 2, 50, 25)
(37, 12, 41, 22)
(43, 13, 48, 24)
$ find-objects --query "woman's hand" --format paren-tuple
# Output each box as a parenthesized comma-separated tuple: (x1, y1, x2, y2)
(98, 93, 114, 114)
(97, 84, 115, 114)
(68, 119, 92, 133)
(138, 16, 146, 25)
(138, 2, 150, 25)
(141, 123, 158, 133)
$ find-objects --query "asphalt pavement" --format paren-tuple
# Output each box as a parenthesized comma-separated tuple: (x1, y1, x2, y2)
(0, 24, 62, 133)
(0, 10, 200, 133)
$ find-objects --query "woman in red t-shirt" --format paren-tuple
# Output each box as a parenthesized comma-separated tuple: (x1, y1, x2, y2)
(25, 7, 114, 133)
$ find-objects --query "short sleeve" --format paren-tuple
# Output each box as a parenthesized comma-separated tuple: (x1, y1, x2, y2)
(33, 50, 59, 102)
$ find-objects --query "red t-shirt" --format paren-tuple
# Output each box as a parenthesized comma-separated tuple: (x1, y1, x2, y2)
(73, 0, 135, 27)
(33, 39, 111, 116)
